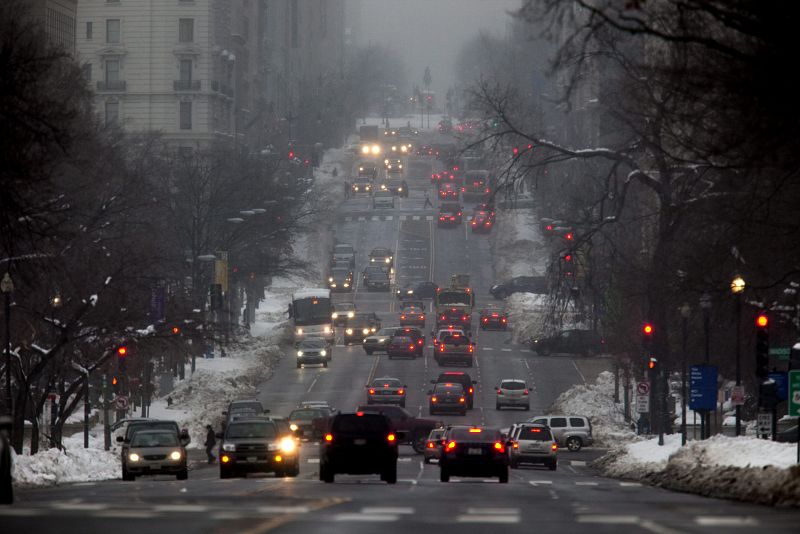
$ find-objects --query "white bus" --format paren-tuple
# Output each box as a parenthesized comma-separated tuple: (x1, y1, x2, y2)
(290, 289, 334, 345)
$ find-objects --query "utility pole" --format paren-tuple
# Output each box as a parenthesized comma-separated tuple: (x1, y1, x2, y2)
(423, 67, 432, 130)
(102, 372, 110, 451)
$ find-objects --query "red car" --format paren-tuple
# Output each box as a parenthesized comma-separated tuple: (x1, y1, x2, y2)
(471, 211, 494, 233)
(480, 308, 508, 330)
(437, 203, 463, 227)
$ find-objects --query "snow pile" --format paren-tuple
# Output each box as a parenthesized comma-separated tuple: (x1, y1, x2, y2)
(596, 434, 800, 507)
(549, 371, 637, 445)
(490, 208, 547, 281)
(505, 292, 550, 343)
(12, 445, 119, 487)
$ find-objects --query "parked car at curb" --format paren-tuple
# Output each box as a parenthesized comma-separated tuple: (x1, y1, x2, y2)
(525, 415, 593, 452)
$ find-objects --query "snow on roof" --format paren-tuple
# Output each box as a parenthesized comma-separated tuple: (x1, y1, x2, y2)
(292, 288, 331, 300)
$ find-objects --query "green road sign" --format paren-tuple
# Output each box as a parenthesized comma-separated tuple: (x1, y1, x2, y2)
(789, 370, 800, 417)
(769, 347, 791, 360)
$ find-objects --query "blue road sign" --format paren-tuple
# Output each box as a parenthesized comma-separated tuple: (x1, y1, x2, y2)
(769, 372, 788, 401)
(690, 364, 718, 411)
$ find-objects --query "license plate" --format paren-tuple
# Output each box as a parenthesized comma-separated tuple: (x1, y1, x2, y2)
(247, 456, 257, 462)
(467, 448, 483, 455)
(353, 439, 366, 445)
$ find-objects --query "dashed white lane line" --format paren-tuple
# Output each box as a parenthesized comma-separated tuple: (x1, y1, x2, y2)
(362, 507, 415, 515)
(306, 376, 319, 393)
(412, 215, 420, 220)
(307, 458, 320, 463)
(398, 457, 413, 462)
(577, 515, 639, 524)
(529, 480, 553, 485)
(619, 481, 642, 487)
(456, 515, 519, 524)
(571, 460, 587, 466)
(695, 516, 759, 527)
(500, 348, 512, 352)
(466, 508, 519, 515)
(257, 506, 311, 514)
(335, 513, 398, 522)
(154, 505, 209, 513)
(0, 508, 39, 516)
(94, 510, 158, 519)
(483, 347, 494, 351)
(575, 481, 599, 486)
(52, 503, 108, 511)
(358, 216, 366, 221)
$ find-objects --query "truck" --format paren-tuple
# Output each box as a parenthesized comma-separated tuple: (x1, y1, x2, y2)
(359, 125, 382, 157)
(435, 274, 475, 334)
(359, 125, 380, 141)
(433, 332, 474, 367)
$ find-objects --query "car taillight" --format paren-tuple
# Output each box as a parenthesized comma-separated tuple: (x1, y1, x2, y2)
(409, 344, 415, 351)
(491, 313, 498, 317)
(400, 315, 406, 320)
(418, 339, 424, 345)
(420, 314, 425, 320)
(523, 389, 529, 395)
(439, 346, 445, 352)
(369, 388, 375, 394)
(459, 397, 465, 403)
(500, 317, 506, 323)
(325, 434, 333, 443)
(439, 216, 445, 221)
(398, 389, 405, 395)
(513, 442, 519, 449)
(468, 387, 473, 394)
(468, 345, 473, 353)
(494, 442, 505, 453)
(440, 315, 446, 321)
(461, 187, 465, 192)
(427, 441, 435, 449)
(462, 316, 467, 321)
(446, 441, 456, 451)
(387, 434, 396, 442)
(483, 317, 488, 323)
(496, 389, 503, 394)
(472, 221, 477, 226)
(551, 443, 558, 451)
(431, 396, 438, 403)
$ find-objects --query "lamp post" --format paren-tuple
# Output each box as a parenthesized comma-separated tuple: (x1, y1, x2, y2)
(1, 273, 13, 417)
(679, 303, 691, 445)
(731, 276, 746, 436)
(699, 291, 712, 439)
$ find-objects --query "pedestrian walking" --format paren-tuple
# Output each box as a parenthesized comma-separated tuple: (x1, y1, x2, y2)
(423, 191, 433, 209)
(204, 424, 216, 464)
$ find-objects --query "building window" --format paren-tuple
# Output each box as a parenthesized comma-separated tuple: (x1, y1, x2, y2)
(106, 19, 120, 44)
(82, 63, 92, 81)
(290, 0, 298, 48)
(86, 21, 93, 40)
(178, 18, 194, 43)
(105, 100, 119, 126)
(105, 59, 120, 82)
(179, 59, 192, 81)
(180, 101, 192, 130)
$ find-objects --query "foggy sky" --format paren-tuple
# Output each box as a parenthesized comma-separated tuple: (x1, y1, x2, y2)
(355, 0, 519, 97)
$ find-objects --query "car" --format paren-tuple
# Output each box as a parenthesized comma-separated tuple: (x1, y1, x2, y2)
(218, 418, 300, 478)
(423, 427, 446, 464)
(327, 267, 353, 292)
(363, 268, 391, 291)
(331, 243, 356, 268)
(495, 379, 530, 410)
(117, 420, 190, 478)
(369, 247, 394, 269)
(331, 302, 356, 327)
(437, 307, 472, 335)
(432, 372, 476, 409)
(437, 203, 463, 227)
(432, 326, 466, 351)
(462, 170, 491, 196)
(509, 423, 557, 470)
(384, 158, 403, 174)
(319, 412, 399, 484)
(356, 404, 440, 453)
(357, 161, 378, 179)
(344, 313, 381, 345)
(479, 307, 508, 330)
(412, 281, 439, 299)
(288, 406, 334, 440)
(399, 305, 425, 327)
(122, 430, 188, 481)
(299, 400, 333, 410)
(295, 338, 331, 368)
(438, 182, 459, 200)
(366, 377, 407, 407)
(434, 333, 474, 367)
(386, 335, 419, 360)
(362, 326, 404, 355)
(224, 400, 268, 421)
(530, 329, 605, 357)
(490, 276, 548, 299)
(438, 426, 509, 483)
(384, 178, 408, 197)
(475, 202, 496, 219)
(372, 190, 395, 209)
(470, 210, 494, 233)
(350, 176, 372, 194)
(396, 326, 426, 356)
(428, 382, 467, 416)
(526, 415, 594, 452)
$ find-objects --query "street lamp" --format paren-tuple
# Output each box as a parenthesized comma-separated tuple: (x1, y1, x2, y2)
(731, 276, 746, 436)
(679, 303, 691, 445)
(1, 273, 14, 417)
(699, 291, 712, 439)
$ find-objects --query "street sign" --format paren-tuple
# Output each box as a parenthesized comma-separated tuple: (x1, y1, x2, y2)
(637, 381, 651, 395)
(789, 370, 800, 417)
(757, 412, 772, 435)
(769, 347, 791, 360)
(636, 394, 650, 413)
(114, 395, 129, 411)
(690, 364, 718, 411)
(731, 385, 746, 406)
(769, 372, 788, 401)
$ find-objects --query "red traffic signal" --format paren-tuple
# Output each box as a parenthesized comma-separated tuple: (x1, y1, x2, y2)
(565, 232, 574, 241)
(117, 346, 127, 357)
(112, 376, 118, 386)
(512, 147, 519, 156)
(171, 326, 180, 335)
(648, 357, 657, 370)
(643, 324, 654, 335)
(756, 315, 768, 328)
(288, 151, 295, 159)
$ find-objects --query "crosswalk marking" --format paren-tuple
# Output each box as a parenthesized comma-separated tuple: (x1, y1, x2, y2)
(501, 348, 512, 352)
(483, 347, 495, 351)
(400, 215, 407, 220)
(695, 516, 759, 527)
(426, 215, 433, 221)
(412, 215, 420, 220)
(575, 481, 599, 486)
(371, 216, 379, 221)
(358, 216, 366, 221)
(571, 460, 587, 466)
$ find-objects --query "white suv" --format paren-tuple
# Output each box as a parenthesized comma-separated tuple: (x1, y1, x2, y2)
(526, 415, 593, 452)
(495, 379, 530, 410)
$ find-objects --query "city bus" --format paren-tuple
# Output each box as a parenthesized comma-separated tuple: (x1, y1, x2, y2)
(290, 289, 334, 346)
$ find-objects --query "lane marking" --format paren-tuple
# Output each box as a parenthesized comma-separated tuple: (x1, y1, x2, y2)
(640, 520, 686, 534)
(257, 506, 311, 514)
(362, 507, 414, 515)
(0, 508, 39, 516)
(575, 481, 598, 486)
(358, 216, 366, 222)
(154, 504, 209, 513)
(386, 216, 393, 221)
(93, 510, 158, 519)
(52, 503, 108, 511)
(334, 513, 398, 522)
(571, 460, 587, 467)
(619, 481, 642, 487)
(306, 376, 319, 393)
(307, 458, 320, 463)
(529, 480, 553, 485)
(576, 515, 639, 524)
(483, 347, 494, 351)
(397, 457, 412, 462)
(466, 508, 519, 515)
(456, 515, 519, 524)
(572, 359, 587, 384)
(501, 348, 512, 352)
(695, 516, 759, 527)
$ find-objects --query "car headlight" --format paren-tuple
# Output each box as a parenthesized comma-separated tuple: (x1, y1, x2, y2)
(320, 349, 327, 356)
(346, 328, 353, 335)
(344, 282, 350, 288)
(399, 164, 403, 169)
(328, 276, 334, 282)
(128, 453, 140, 462)
(362, 328, 370, 335)
(296, 328, 303, 335)
(290, 423, 298, 432)
(297, 350, 304, 357)
(362, 146, 370, 154)
(359, 166, 364, 171)
(170, 451, 182, 461)
(371, 258, 375, 262)
(371, 145, 380, 155)
(324, 326, 331, 334)
(347, 311, 354, 318)
(330, 283, 337, 287)
(279, 437, 296, 453)
(398, 187, 403, 191)
(378, 338, 386, 344)
(332, 312, 338, 319)
(401, 146, 408, 153)
(222, 443, 236, 452)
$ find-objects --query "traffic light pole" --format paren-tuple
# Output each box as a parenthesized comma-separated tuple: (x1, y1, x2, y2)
(102, 372, 110, 451)
(735, 294, 742, 436)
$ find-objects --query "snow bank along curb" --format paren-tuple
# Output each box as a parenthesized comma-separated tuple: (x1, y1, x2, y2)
(12, 444, 119, 487)
(595, 434, 800, 507)
(490, 208, 547, 282)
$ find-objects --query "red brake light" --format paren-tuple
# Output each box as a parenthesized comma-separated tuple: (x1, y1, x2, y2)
(398, 389, 404, 395)
(468, 428, 482, 433)
(387, 434, 396, 442)
(523, 389, 529, 395)
(325, 434, 333, 442)
(427, 441, 435, 449)
(431, 396, 438, 403)
(409, 344, 415, 351)
(491, 313, 498, 317)
(494, 442, 505, 453)
(468, 387, 473, 394)
(483, 317, 488, 323)
(356, 411, 364, 416)
(369, 389, 375, 394)
(400, 315, 406, 320)
(500, 317, 507, 323)
(468, 345, 473, 353)
(446, 440, 456, 451)
(418, 339, 424, 345)
(462, 316, 467, 321)
(496, 388, 502, 394)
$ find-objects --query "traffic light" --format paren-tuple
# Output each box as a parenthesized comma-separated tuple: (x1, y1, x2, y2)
(512, 147, 519, 156)
(561, 252, 574, 277)
(755, 314, 769, 380)
(288, 150, 295, 159)
(171, 326, 181, 335)
(648, 357, 657, 370)
(642, 323, 654, 354)
(117, 346, 127, 358)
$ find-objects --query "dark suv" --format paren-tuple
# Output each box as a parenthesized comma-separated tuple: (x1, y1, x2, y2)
(356, 404, 440, 453)
(439, 426, 509, 483)
(218, 418, 300, 479)
(432, 372, 476, 409)
(490, 276, 548, 299)
(344, 313, 381, 345)
(319, 412, 400, 484)
(530, 329, 605, 357)
(429, 382, 467, 416)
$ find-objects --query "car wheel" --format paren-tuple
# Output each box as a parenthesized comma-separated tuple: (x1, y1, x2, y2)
(548, 460, 557, 471)
(274, 468, 285, 478)
(383, 463, 397, 484)
(388, 355, 393, 360)
(440, 467, 450, 483)
(176, 468, 188, 481)
(220, 468, 232, 480)
(423, 456, 431, 465)
(498, 467, 509, 483)
(400, 401, 406, 408)
(320, 464, 334, 483)
(566, 436, 582, 452)
(524, 404, 530, 411)
(412, 435, 427, 453)
(296, 362, 302, 369)
(323, 361, 328, 368)
(122, 468, 135, 482)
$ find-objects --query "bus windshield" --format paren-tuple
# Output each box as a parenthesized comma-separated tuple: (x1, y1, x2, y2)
(437, 292, 471, 306)
(293, 297, 332, 326)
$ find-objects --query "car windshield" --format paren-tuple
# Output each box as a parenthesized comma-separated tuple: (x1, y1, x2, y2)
(226, 422, 277, 439)
(501, 381, 526, 390)
(518, 427, 553, 441)
(299, 339, 327, 349)
(289, 409, 324, 421)
(127, 422, 177, 438)
(131, 432, 178, 448)
(334, 303, 355, 311)
(332, 268, 350, 277)
(434, 383, 463, 394)
(372, 378, 402, 388)
(333, 415, 389, 435)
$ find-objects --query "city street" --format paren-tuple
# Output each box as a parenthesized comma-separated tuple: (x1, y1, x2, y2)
(7, 146, 800, 534)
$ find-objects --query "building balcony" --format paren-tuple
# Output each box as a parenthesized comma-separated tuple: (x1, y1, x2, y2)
(210, 80, 233, 97)
(96, 80, 126, 92)
(174, 79, 201, 91)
